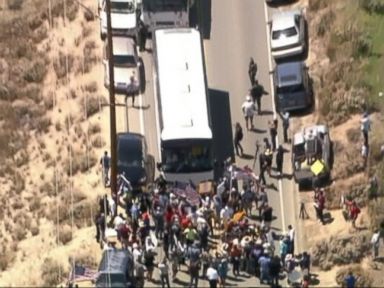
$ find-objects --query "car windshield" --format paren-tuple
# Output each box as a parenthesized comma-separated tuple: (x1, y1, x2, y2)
(143, 0, 188, 12)
(113, 55, 136, 67)
(118, 142, 144, 167)
(272, 26, 298, 40)
(161, 140, 213, 173)
(293, 143, 306, 159)
(111, 1, 135, 13)
(277, 83, 304, 94)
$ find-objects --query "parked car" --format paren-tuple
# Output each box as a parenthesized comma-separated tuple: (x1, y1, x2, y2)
(270, 10, 306, 59)
(273, 61, 312, 112)
(99, 0, 138, 40)
(117, 132, 154, 192)
(103, 36, 141, 95)
(292, 125, 331, 189)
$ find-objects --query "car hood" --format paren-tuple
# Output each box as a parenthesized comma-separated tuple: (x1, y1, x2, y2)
(271, 34, 300, 50)
(118, 164, 146, 186)
(277, 90, 307, 111)
(111, 12, 136, 29)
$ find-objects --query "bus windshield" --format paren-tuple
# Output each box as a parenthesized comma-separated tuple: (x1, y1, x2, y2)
(161, 139, 213, 173)
(143, 0, 188, 12)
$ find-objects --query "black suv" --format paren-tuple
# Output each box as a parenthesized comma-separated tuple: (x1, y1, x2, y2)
(274, 61, 312, 113)
(117, 133, 154, 192)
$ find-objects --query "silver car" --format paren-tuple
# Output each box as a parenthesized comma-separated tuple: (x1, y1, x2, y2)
(103, 36, 141, 95)
(270, 10, 306, 59)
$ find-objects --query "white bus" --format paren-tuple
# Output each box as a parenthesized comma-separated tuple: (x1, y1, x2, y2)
(153, 28, 214, 184)
(141, 0, 190, 31)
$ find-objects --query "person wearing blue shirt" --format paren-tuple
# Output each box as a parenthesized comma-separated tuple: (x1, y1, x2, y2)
(344, 271, 356, 288)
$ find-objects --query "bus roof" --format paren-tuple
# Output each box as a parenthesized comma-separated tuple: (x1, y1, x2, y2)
(155, 28, 212, 142)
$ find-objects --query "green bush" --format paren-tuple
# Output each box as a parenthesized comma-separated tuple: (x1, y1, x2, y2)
(359, 0, 384, 14)
(41, 258, 65, 287)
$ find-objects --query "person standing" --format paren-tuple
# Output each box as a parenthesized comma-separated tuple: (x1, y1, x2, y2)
(269, 255, 281, 287)
(361, 141, 369, 169)
(371, 229, 381, 260)
(95, 212, 106, 244)
(206, 264, 219, 288)
(234, 122, 244, 157)
(276, 145, 284, 177)
(100, 151, 110, 187)
(282, 112, 290, 143)
(248, 57, 258, 86)
(138, 20, 148, 52)
(268, 118, 278, 151)
(217, 258, 228, 288)
(258, 250, 271, 285)
(250, 80, 267, 114)
(242, 95, 256, 130)
(189, 257, 200, 288)
(230, 244, 242, 277)
(158, 258, 171, 288)
(259, 153, 267, 186)
(346, 200, 361, 229)
(287, 225, 295, 255)
(360, 112, 371, 145)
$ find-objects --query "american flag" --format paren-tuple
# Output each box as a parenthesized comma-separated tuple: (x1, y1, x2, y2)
(172, 183, 201, 206)
(68, 265, 99, 283)
(233, 165, 258, 180)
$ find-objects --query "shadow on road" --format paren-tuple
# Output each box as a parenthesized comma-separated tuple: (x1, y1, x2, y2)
(190, 0, 212, 39)
(209, 89, 234, 180)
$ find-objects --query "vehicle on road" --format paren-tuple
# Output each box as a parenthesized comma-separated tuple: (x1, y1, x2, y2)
(99, 0, 138, 40)
(273, 61, 312, 112)
(96, 249, 134, 288)
(103, 36, 141, 95)
(270, 10, 306, 59)
(292, 125, 332, 189)
(117, 132, 155, 192)
(153, 28, 214, 184)
(141, 0, 190, 31)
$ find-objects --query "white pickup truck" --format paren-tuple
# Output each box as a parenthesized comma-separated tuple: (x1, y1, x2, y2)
(99, 0, 138, 41)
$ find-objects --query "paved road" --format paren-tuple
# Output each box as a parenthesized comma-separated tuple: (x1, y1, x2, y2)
(113, 0, 304, 286)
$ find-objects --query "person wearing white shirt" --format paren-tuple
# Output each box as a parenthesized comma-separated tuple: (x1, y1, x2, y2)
(288, 225, 295, 255)
(241, 95, 256, 130)
(132, 243, 142, 263)
(371, 229, 381, 260)
(206, 265, 219, 288)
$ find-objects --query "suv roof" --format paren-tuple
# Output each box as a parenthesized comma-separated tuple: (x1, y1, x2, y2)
(276, 61, 303, 87)
(117, 132, 144, 146)
(112, 37, 136, 56)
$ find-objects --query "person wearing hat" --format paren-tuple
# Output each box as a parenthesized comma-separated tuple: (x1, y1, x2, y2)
(241, 95, 256, 130)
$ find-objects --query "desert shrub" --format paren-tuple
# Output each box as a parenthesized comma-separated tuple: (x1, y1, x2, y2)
(308, 0, 328, 11)
(65, 113, 74, 131)
(11, 173, 25, 194)
(74, 124, 83, 139)
(92, 135, 105, 148)
(29, 197, 41, 212)
(41, 258, 65, 287)
(14, 226, 27, 241)
(317, 9, 335, 37)
(23, 60, 47, 83)
(351, 31, 372, 58)
(60, 225, 73, 244)
(65, 150, 97, 175)
(40, 181, 54, 196)
(15, 150, 29, 167)
(359, 0, 384, 14)
(84, 81, 98, 93)
(30, 225, 39, 236)
(55, 120, 61, 131)
(44, 92, 55, 109)
(28, 15, 44, 30)
(81, 25, 93, 38)
(88, 123, 101, 135)
(346, 127, 361, 143)
(24, 84, 42, 103)
(83, 95, 101, 117)
(11, 197, 24, 210)
(36, 117, 51, 133)
(7, 0, 24, 10)
(32, 25, 48, 43)
(0, 248, 16, 271)
(83, 40, 98, 73)
(53, 52, 74, 79)
(66, 0, 79, 21)
(84, 9, 95, 22)
(69, 253, 98, 269)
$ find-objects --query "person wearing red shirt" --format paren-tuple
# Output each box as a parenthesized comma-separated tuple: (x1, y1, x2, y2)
(230, 244, 242, 277)
(346, 201, 361, 228)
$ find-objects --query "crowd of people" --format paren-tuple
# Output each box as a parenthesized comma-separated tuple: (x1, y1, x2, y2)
(93, 157, 314, 288)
